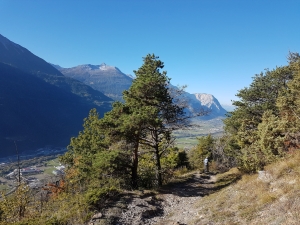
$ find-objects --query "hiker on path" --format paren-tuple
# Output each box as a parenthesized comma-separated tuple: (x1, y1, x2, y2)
(204, 157, 209, 173)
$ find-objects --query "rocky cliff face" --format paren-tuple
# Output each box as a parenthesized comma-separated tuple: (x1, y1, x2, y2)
(179, 89, 227, 120)
(192, 93, 227, 118)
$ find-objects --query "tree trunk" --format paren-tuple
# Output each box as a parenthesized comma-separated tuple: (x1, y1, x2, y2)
(131, 140, 139, 189)
(155, 145, 163, 187)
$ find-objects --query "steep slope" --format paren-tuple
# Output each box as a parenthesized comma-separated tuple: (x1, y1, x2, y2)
(0, 34, 114, 157)
(176, 86, 227, 120)
(58, 63, 133, 101)
(186, 152, 300, 225)
(0, 34, 62, 76)
(0, 63, 99, 157)
(189, 93, 227, 119)
(0, 34, 113, 111)
(90, 151, 300, 225)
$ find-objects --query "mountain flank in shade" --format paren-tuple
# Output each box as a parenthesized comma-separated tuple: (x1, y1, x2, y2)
(0, 34, 113, 157)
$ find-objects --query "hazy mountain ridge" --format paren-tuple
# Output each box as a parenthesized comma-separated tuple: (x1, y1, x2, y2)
(167, 84, 227, 120)
(57, 63, 133, 102)
(0, 34, 113, 109)
(0, 63, 100, 157)
(0, 34, 63, 77)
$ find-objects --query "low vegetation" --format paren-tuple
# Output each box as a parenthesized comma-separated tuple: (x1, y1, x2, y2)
(191, 150, 300, 225)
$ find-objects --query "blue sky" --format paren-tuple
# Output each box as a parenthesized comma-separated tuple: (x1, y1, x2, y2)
(0, 0, 299, 107)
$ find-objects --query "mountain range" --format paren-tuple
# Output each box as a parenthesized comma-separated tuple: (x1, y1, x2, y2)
(0, 33, 226, 157)
(56, 63, 227, 119)
(55, 63, 133, 102)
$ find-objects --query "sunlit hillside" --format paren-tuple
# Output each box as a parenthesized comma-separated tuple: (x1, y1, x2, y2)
(189, 151, 300, 225)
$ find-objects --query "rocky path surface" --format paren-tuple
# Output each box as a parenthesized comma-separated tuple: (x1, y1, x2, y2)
(89, 172, 217, 225)
(115, 173, 215, 225)
(153, 172, 216, 225)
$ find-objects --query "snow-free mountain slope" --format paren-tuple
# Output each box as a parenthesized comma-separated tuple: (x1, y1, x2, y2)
(0, 34, 113, 157)
(58, 63, 133, 101)
(0, 34, 63, 76)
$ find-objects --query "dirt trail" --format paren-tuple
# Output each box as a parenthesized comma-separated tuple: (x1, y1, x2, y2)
(153, 172, 216, 225)
(90, 172, 218, 225)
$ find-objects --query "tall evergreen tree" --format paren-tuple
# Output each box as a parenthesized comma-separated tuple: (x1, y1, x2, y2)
(121, 54, 186, 187)
(61, 54, 199, 188)
(98, 101, 142, 188)
(276, 52, 300, 150)
(60, 108, 108, 183)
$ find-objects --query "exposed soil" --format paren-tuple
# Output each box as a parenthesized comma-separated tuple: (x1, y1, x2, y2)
(89, 172, 219, 225)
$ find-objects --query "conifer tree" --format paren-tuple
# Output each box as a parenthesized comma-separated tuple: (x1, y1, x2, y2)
(223, 52, 298, 171)
(98, 101, 142, 188)
(188, 134, 215, 170)
(61, 54, 196, 189)
(121, 54, 186, 187)
(60, 108, 108, 183)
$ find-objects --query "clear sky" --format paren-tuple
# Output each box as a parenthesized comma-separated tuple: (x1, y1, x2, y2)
(0, 0, 299, 106)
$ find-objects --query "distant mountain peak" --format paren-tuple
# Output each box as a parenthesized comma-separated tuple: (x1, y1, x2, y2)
(73, 63, 121, 72)
(194, 93, 215, 107)
(181, 91, 227, 119)
(57, 63, 133, 102)
(99, 63, 114, 71)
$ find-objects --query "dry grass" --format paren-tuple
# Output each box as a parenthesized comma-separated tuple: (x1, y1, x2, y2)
(189, 150, 300, 225)
(214, 167, 242, 187)
(173, 166, 190, 177)
(166, 169, 198, 186)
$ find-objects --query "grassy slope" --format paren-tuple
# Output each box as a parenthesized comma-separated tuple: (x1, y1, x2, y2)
(189, 151, 300, 225)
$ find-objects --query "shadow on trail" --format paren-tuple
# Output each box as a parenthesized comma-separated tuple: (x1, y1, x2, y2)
(93, 172, 241, 224)
(158, 172, 236, 197)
